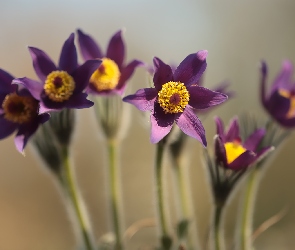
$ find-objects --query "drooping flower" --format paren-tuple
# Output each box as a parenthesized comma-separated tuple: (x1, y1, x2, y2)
(214, 116, 273, 170)
(15, 33, 102, 112)
(260, 60, 295, 128)
(123, 51, 227, 145)
(77, 29, 143, 95)
(0, 69, 49, 153)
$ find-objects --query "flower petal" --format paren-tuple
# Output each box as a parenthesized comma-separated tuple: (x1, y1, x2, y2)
(14, 121, 39, 153)
(225, 117, 240, 142)
(228, 150, 256, 171)
(66, 93, 94, 109)
(153, 57, 173, 91)
(13, 77, 43, 100)
(58, 33, 78, 74)
(150, 102, 175, 143)
(174, 51, 207, 86)
(266, 90, 290, 119)
(271, 60, 293, 94)
(187, 85, 227, 109)
(28, 47, 57, 82)
(116, 60, 144, 94)
(106, 30, 125, 68)
(215, 116, 225, 140)
(40, 91, 65, 111)
(175, 107, 207, 146)
(243, 128, 266, 151)
(72, 59, 102, 93)
(0, 116, 17, 139)
(214, 135, 227, 167)
(123, 88, 157, 111)
(0, 68, 14, 93)
(77, 29, 103, 60)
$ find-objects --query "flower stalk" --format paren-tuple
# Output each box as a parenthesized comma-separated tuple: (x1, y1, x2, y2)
(213, 203, 224, 250)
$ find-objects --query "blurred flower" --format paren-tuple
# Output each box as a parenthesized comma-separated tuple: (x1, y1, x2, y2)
(0, 69, 49, 153)
(15, 33, 102, 112)
(123, 51, 227, 145)
(214, 116, 273, 170)
(77, 29, 143, 95)
(260, 60, 295, 127)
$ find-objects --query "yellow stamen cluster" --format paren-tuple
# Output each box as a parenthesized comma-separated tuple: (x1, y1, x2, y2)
(90, 58, 121, 91)
(44, 71, 75, 102)
(158, 81, 190, 114)
(2, 93, 38, 124)
(224, 141, 246, 164)
(278, 89, 295, 118)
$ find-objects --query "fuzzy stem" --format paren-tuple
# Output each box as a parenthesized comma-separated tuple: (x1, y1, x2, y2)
(61, 147, 95, 250)
(213, 204, 224, 250)
(107, 139, 124, 250)
(240, 167, 260, 250)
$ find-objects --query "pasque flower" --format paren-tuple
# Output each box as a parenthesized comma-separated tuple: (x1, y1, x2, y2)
(214, 116, 273, 170)
(15, 33, 102, 112)
(0, 69, 49, 153)
(260, 60, 295, 127)
(123, 51, 227, 145)
(77, 29, 143, 95)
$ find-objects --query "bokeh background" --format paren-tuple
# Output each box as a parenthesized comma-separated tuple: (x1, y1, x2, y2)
(0, 0, 295, 249)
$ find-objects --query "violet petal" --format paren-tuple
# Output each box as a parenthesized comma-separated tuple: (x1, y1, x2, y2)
(0, 116, 17, 139)
(228, 150, 256, 171)
(13, 77, 43, 100)
(66, 93, 94, 109)
(106, 30, 125, 68)
(123, 88, 157, 111)
(271, 60, 293, 94)
(0, 68, 14, 93)
(225, 117, 240, 142)
(214, 135, 227, 167)
(243, 128, 266, 151)
(215, 116, 225, 140)
(14, 121, 39, 153)
(153, 57, 173, 91)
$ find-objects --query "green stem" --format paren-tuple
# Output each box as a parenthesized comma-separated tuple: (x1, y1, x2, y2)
(61, 147, 95, 250)
(107, 139, 123, 250)
(155, 141, 171, 249)
(240, 167, 259, 250)
(214, 204, 224, 250)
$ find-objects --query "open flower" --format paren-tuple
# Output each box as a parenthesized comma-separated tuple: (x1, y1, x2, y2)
(260, 60, 295, 127)
(15, 33, 102, 112)
(123, 51, 227, 145)
(77, 29, 143, 95)
(214, 116, 273, 170)
(0, 69, 49, 153)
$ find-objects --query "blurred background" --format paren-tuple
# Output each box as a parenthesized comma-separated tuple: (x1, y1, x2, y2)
(0, 0, 295, 249)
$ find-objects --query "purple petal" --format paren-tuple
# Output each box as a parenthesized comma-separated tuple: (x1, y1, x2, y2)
(174, 51, 207, 86)
(266, 90, 290, 119)
(116, 60, 144, 94)
(13, 77, 43, 100)
(106, 30, 125, 68)
(72, 59, 102, 93)
(0, 68, 14, 92)
(214, 135, 227, 167)
(14, 121, 39, 153)
(215, 116, 225, 140)
(187, 85, 227, 109)
(77, 29, 103, 60)
(175, 107, 207, 147)
(58, 33, 78, 74)
(243, 128, 266, 151)
(0, 116, 17, 139)
(276, 117, 295, 128)
(123, 88, 157, 111)
(153, 57, 173, 91)
(150, 102, 175, 143)
(65, 93, 94, 109)
(40, 91, 65, 111)
(271, 60, 293, 94)
(225, 117, 240, 142)
(38, 113, 50, 123)
(228, 151, 256, 171)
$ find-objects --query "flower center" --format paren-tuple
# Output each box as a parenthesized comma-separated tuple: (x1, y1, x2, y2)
(90, 58, 121, 91)
(224, 140, 246, 164)
(278, 89, 295, 118)
(2, 93, 38, 124)
(44, 71, 75, 102)
(158, 81, 190, 114)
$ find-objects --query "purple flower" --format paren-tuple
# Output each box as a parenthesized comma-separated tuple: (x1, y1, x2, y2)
(214, 116, 273, 170)
(260, 60, 295, 127)
(15, 33, 102, 112)
(0, 69, 49, 153)
(77, 29, 143, 95)
(123, 52, 227, 146)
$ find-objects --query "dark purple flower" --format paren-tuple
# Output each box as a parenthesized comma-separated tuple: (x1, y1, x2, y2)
(260, 60, 295, 128)
(15, 33, 102, 112)
(0, 69, 49, 153)
(77, 29, 143, 96)
(123, 52, 227, 146)
(214, 116, 273, 170)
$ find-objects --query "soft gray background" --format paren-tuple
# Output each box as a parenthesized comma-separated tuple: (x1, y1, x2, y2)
(0, 0, 295, 249)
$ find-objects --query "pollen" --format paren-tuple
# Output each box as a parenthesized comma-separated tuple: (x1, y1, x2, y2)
(90, 58, 121, 91)
(224, 140, 246, 164)
(278, 89, 295, 118)
(158, 81, 190, 114)
(2, 93, 38, 124)
(44, 71, 75, 102)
